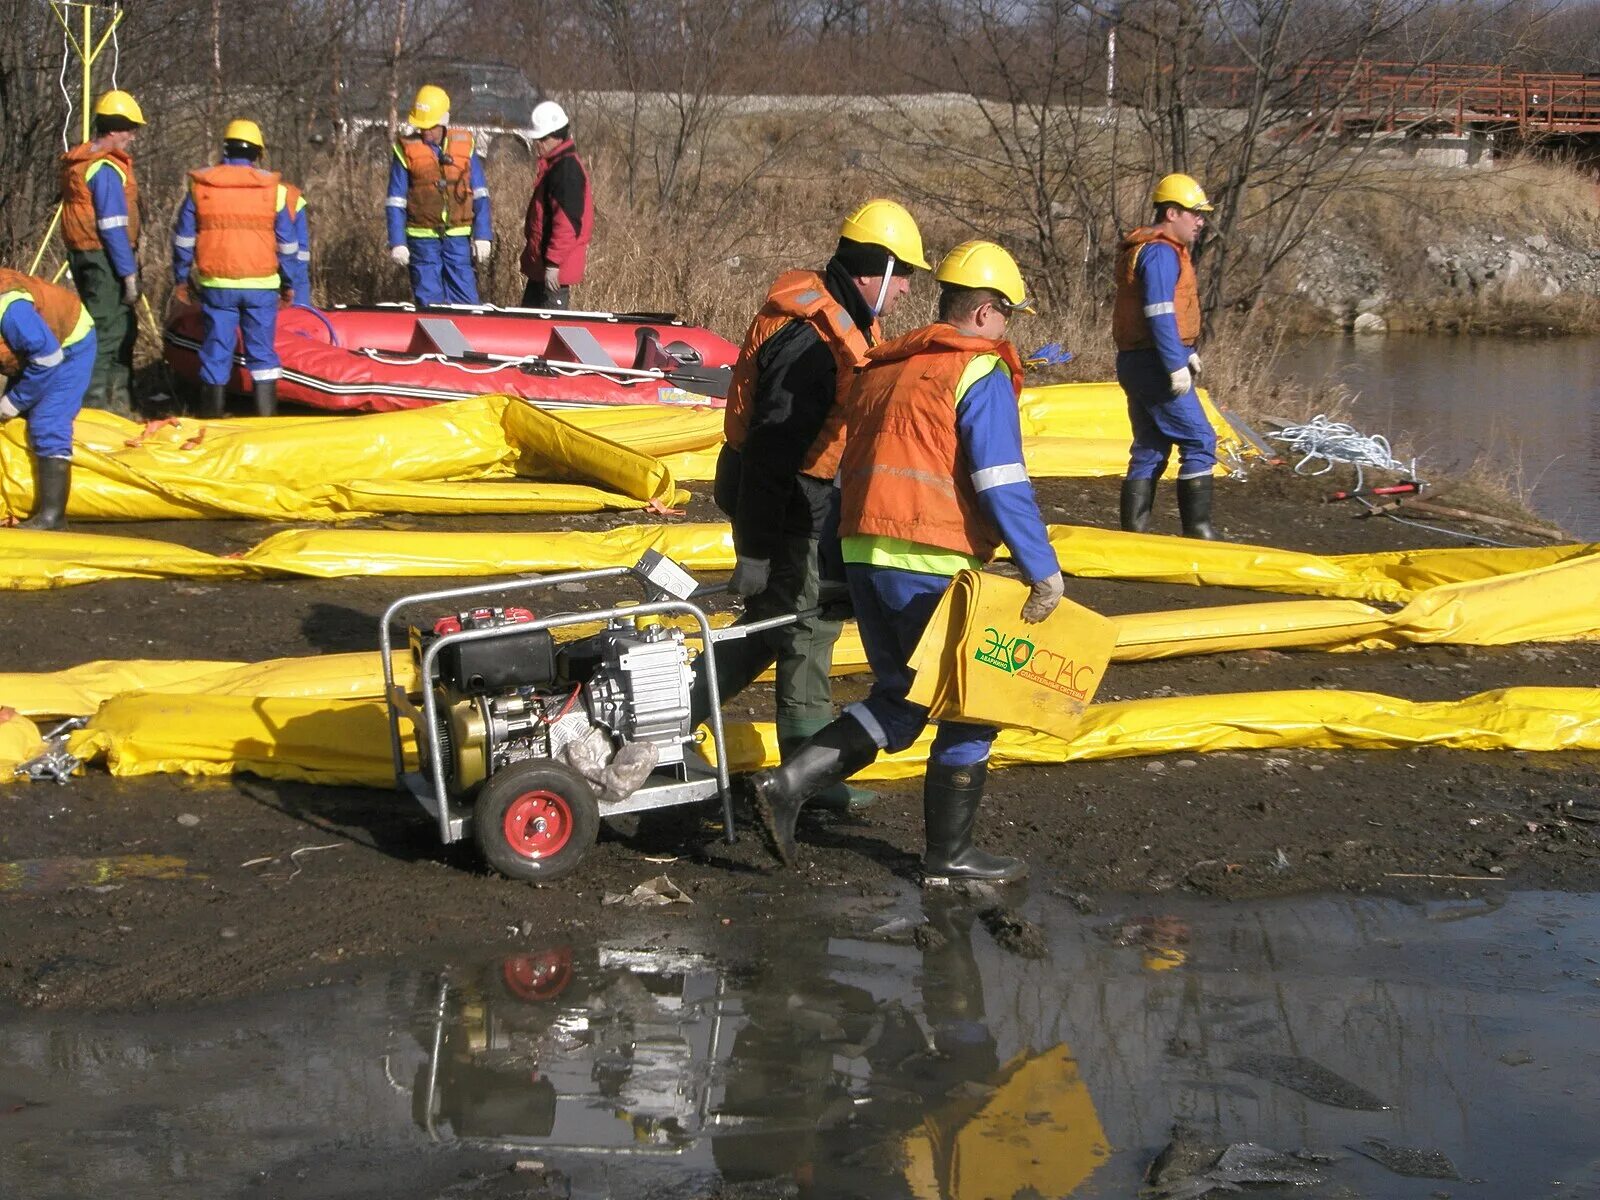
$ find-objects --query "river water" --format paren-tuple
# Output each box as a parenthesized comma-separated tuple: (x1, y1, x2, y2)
(1273, 335, 1600, 539)
(6, 888, 1600, 1198)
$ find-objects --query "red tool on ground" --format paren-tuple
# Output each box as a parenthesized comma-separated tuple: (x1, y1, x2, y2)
(1324, 481, 1421, 503)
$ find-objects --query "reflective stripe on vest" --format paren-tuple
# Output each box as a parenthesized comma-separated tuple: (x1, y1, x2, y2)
(838, 324, 1024, 563)
(1112, 226, 1201, 351)
(189, 164, 283, 289)
(0, 268, 91, 377)
(722, 268, 878, 479)
(59, 143, 140, 252)
(397, 129, 476, 234)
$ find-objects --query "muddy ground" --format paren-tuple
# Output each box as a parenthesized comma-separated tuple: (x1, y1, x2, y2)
(3, 470, 1599, 1012)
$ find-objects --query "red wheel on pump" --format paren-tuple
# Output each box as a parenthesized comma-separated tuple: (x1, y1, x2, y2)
(474, 759, 599, 883)
(500, 948, 575, 1002)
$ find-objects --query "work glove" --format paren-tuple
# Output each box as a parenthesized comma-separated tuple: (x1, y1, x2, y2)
(390, 244, 410, 268)
(817, 579, 853, 622)
(1168, 366, 1193, 397)
(1020, 572, 1065, 624)
(1187, 350, 1202, 376)
(120, 274, 139, 306)
(728, 556, 771, 599)
(544, 264, 561, 291)
(472, 239, 491, 263)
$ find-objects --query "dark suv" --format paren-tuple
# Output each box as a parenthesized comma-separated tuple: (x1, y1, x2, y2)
(323, 57, 543, 160)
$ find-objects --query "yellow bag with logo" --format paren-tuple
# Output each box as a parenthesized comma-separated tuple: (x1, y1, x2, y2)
(904, 570, 1118, 741)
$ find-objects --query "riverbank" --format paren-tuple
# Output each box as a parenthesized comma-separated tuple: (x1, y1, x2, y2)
(3, 469, 1597, 1013)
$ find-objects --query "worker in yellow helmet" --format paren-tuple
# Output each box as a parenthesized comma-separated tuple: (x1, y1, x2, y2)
(387, 84, 491, 305)
(171, 118, 298, 417)
(58, 89, 146, 416)
(1112, 172, 1218, 538)
(744, 240, 1063, 882)
(691, 199, 930, 813)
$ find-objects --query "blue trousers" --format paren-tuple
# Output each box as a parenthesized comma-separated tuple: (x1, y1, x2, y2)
(408, 235, 479, 306)
(1116, 348, 1217, 480)
(198, 286, 280, 387)
(9, 330, 95, 459)
(843, 564, 997, 768)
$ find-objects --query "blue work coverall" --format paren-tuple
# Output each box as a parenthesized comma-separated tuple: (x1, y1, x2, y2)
(0, 298, 96, 460)
(386, 142, 490, 306)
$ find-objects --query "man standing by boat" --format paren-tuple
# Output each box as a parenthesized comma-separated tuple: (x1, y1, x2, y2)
(1114, 172, 1218, 539)
(58, 89, 144, 416)
(387, 85, 491, 306)
(694, 199, 928, 812)
(518, 100, 591, 310)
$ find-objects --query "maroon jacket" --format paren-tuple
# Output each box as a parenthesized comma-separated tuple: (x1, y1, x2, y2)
(520, 140, 592, 285)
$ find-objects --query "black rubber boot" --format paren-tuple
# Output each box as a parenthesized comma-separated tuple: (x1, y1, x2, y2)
(19, 456, 71, 530)
(200, 383, 228, 419)
(1119, 477, 1156, 533)
(1176, 475, 1218, 540)
(253, 378, 278, 418)
(778, 716, 878, 813)
(746, 715, 880, 867)
(921, 760, 1027, 883)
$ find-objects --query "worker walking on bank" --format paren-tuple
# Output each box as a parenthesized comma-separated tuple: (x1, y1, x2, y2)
(0, 268, 97, 529)
(745, 241, 1065, 882)
(171, 119, 297, 418)
(281, 179, 312, 307)
(518, 100, 591, 309)
(696, 199, 928, 812)
(58, 89, 144, 416)
(1114, 172, 1218, 539)
(387, 85, 490, 306)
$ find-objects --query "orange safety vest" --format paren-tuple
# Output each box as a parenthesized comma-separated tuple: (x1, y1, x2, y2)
(838, 324, 1024, 562)
(0, 267, 90, 377)
(1112, 226, 1201, 352)
(188, 163, 282, 287)
(59, 142, 140, 252)
(397, 129, 476, 233)
(722, 269, 879, 480)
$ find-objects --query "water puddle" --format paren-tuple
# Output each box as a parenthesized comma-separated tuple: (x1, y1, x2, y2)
(4, 889, 1600, 1198)
(0, 853, 194, 895)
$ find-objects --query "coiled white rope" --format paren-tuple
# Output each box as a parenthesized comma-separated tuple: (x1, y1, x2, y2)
(1266, 414, 1417, 492)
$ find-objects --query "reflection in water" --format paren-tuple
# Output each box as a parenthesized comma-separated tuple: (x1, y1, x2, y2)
(4, 891, 1600, 1198)
(1274, 335, 1600, 537)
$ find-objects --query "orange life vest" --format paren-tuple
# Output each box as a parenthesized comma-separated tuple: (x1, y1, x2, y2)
(838, 324, 1024, 562)
(1112, 226, 1201, 352)
(188, 164, 282, 286)
(398, 129, 476, 232)
(722, 269, 879, 480)
(59, 142, 140, 252)
(0, 268, 89, 377)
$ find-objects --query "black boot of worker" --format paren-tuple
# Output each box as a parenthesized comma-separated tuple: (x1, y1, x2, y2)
(1119, 477, 1156, 533)
(18, 456, 71, 530)
(922, 760, 1027, 883)
(1176, 475, 1218, 540)
(200, 383, 228, 419)
(745, 715, 879, 867)
(253, 378, 278, 418)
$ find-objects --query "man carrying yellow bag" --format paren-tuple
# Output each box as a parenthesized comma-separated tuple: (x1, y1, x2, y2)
(743, 241, 1064, 883)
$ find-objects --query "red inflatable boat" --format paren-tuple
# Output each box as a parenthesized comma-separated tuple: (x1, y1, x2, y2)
(162, 301, 737, 413)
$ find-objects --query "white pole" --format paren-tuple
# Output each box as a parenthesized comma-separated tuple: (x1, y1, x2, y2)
(1107, 25, 1117, 110)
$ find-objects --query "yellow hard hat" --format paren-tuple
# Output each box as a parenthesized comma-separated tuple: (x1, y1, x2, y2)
(1151, 172, 1213, 212)
(224, 118, 265, 149)
(94, 89, 146, 126)
(408, 84, 450, 129)
(839, 199, 930, 271)
(935, 240, 1035, 313)
(1143, 946, 1188, 971)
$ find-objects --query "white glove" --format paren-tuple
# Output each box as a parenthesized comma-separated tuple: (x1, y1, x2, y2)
(473, 239, 492, 263)
(1020, 572, 1065, 624)
(120, 275, 139, 306)
(1168, 366, 1193, 397)
(729, 556, 771, 598)
(544, 264, 561, 291)
(390, 244, 410, 268)
(1187, 350, 1202, 376)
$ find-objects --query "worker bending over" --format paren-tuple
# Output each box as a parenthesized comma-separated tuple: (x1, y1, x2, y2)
(745, 241, 1064, 882)
(172, 119, 297, 417)
(0, 269, 96, 529)
(388, 85, 491, 306)
(1114, 172, 1218, 539)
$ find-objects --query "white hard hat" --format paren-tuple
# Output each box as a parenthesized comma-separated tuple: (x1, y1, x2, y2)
(529, 100, 569, 140)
